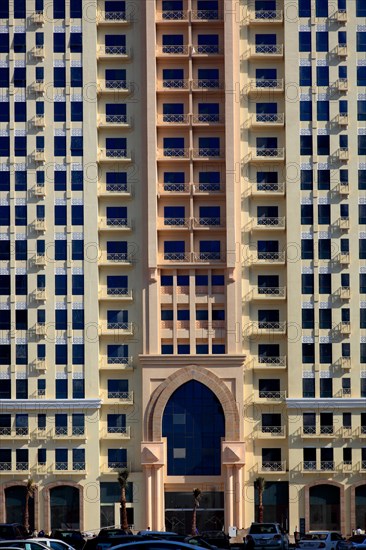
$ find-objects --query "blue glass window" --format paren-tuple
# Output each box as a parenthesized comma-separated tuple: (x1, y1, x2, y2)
(72, 345, 84, 365)
(162, 381, 225, 475)
(54, 136, 66, 156)
(70, 33, 82, 53)
(72, 275, 84, 295)
(54, 33, 65, 53)
(316, 0, 328, 17)
(316, 66, 329, 86)
(73, 379, 84, 398)
(299, 32, 311, 52)
(54, 102, 66, 122)
(0, 34, 9, 53)
(55, 275, 67, 295)
(357, 33, 366, 52)
(72, 310, 84, 330)
(317, 101, 329, 121)
(299, 0, 311, 17)
(70, 0, 82, 17)
(55, 240, 67, 260)
(15, 171, 27, 191)
(71, 67, 83, 87)
(54, 0, 66, 18)
(316, 32, 329, 52)
(300, 101, 312, 121)
(14, 137, 26, 157)
(56, 345, 68, 366)
(54, 67, 66, 87)
(56, 310, 67, 330)
(13, 33, 26, 53)
(357, 0, 366, 16)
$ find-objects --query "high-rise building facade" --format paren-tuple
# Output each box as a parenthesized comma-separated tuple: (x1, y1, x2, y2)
(0, 0, 365, 538)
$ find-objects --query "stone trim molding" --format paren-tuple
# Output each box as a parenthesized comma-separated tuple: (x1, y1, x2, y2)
(0, 399, 101, 411)
(144, 365, 241, 441)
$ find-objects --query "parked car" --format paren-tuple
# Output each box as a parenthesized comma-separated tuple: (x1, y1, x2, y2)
(83, 534, 149, 550)
(138, 533, 186, 542)
(0, 525, 28, 541)
(245, 523, 289, 550)
(200, 533, 230, 550)
(51, 532, 85, 550)
(337, 537, 366, 550)
(28, 539, 76, 550)
(110, 542, 216, 550)
(298, 532, 344, 550)
(184, 536, 218, 549)
(0, 541, 49, 550)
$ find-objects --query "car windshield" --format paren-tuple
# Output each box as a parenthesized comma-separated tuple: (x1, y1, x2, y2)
(301, 535, 328, 541)
(250, 525, 277, 535)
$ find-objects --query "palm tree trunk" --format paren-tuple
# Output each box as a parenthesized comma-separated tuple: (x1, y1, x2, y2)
(120, 486, 129, 531)
(24, 493, 30, 533)
(258, 490, 264, 523)
(191, 504, 197, 536)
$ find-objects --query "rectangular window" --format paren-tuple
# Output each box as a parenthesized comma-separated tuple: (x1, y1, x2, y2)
(357, 32, 366, 52)
(316, 32, 328, 52)
(299, 32, 311, 52)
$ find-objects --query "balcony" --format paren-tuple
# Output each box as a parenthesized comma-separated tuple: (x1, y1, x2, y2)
(245, 44, 283, 59)
(255, 425, 286, 438)
(101, 463, 131, 475)
(337, 147, 349, 161)
(33, 218, 46, 231)
(159, 217, 190, 229)
(99, 287, 133, 301)
(97, 10, 131, 24)
(99, 252, 134, 266)
(0, 462, 12, 473)
(247, 286, 286, 300)
(100, 356, 134, 370)
(191, 45, 224, 56)
(320, 461, 335, 471)
(247, 217, 286, 231)
(157, 147, 190, 160)
(103, 426, 131, 439)
(31, 10, 44, 24)
(98, 182, 132, 197)
(98, 80, 132, 94)
(247, 182, 285, 196)
(156, 45, 190, 57)
(191, 10, 223, 21)
(33, 185, 46, 197)
(98, 148, 132, 163)
(342, 387, 351, 398)
(191, 114, 225, 126)
(103, 391, 134, 404)
(192, 251, 225, 263)
(98, 114, 132, 128)
(157, 114, 190, 126)
(0, 427, 29, 439)
(257, 390, 286, 401)
(335, 286, 350, 300)
(35, 322, 46, 336)
(53, 427, 86, 439)
(246, 113, 285, 128)
(337, 113, 348, 126)
(32, 46, 44, 59)
(52, 463, 86, 475)
(301, 461, 317, 472)
(160, 252, 192, 263)
(156, 10, 189, 21)
(244, 79, 284, 95)
(192, 148, 225, 160)
(251, 356, 287, 369)
(158, 182, 191, 195)
(98, 217, 133, 231)
(336, 44, 347, 57)
(97, 45, 132, 59)
(34, 359, 46, 371)
(31, 80, 45, 94)
(34, 253, 46, 266)
(193, 182, 224, 194)
(99, 322, 134, 336)
(337, 216, 350, 230)
(33, 148, 45, 163)
(247, 251, 286, 265)
(335, 78, 348, 92)
(338, 321, 351, 334)
(191, 79, 225, 91)
(33, 115, 45, 128)
(247, 321, 286, 336)
(34, 288, 46, 301)
(159, 252, 225, 264)
(158, 79, 190, 92)
(337, 252, 350, 265)
(302, 426, 334, 437)
(360, 427, 366, 438)
(192, 217, 225, 229)
(247, 10, 283, 24)
(340, 356, 351, 369)
(260, 461, 286, 473)
(337, 182, 349, 195)
(245, 148, 285, 162)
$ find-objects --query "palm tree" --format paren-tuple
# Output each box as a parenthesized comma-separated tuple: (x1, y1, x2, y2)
(117, 468, 130, 532)
(24, 478, 36, 533)
(191, 488, 201, 535)
(254, 477, 266, 523)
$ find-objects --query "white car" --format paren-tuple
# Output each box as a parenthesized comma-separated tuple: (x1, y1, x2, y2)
(298, 532, 344, 550)
(27, 540, 76, 550)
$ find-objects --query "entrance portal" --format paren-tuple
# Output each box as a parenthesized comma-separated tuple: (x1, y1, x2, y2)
(165, 491, 224, 534)
(309, 484, 340, 530)
(50, 486, 80, 529)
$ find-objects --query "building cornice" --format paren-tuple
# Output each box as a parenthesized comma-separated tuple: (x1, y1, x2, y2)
(138, 354, 246, 368)
(0, 399, 102, 412)
(286, 398, 366, 409)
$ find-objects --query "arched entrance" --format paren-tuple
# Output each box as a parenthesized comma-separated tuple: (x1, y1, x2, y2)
(141, 366, 245, 531)
(162, 380, 225, 533)
(5, 485, 34, 530)
(355, 485, 366, 529)
(309, 484, 340, 531)
(50, 486, 80, 529)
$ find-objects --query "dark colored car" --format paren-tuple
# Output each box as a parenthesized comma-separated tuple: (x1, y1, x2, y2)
(83, 534, 149, 550)
(51, 531, 85, 550)
(184, 536, 218, 549)
(138, 533, 186, 542)
(0, 525, 28, 541)
(200, 533, 231, 550)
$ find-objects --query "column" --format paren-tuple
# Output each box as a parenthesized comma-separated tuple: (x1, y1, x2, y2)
(234, 465, 244, 528)
(144, 466, 153, 529)
(225, 465, 234, 529)
(154, 465, 164, 530)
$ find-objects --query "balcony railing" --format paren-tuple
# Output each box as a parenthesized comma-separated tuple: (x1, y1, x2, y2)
(31, 10, 44, 24)
(98, 10, 129, 22)
(156, 45, 189, 55)
(102, 253, 133, 264)
(302, 461, 317, 471)
(107, 391, 133, 402)
(103, 217, 131, 229)
(250, 251, 286, 264)
(163, 252, 191, 262)
(106, 426, 131, 437)
(249, 286, 286, 300)
(98, 45, 130, 57)
(163, 217, 190, 227)
(192, 148, 224, 159)
(192, 45, 224, 55)
(250, 113, 285, 126)
(249, 321, 287, 334)
(99, 114, 130, 125)
(156, 10, 188, 20)
(157, 114, 190, 125)
(191, 79, 225, 90)
(99, 79, 131, 92)
(252, 216, 286, 229)
(16, 462, 29, 471)
(194, 217, 223, 227)
(261, 461, 286, 472)
(320, 425, 334, 435)
(258, 390, 286, 400)
(0, 462, 11, 471)
(246, 45, 283, 57)
(255, 356, 287, 368)
(158, 148, 190, 159)
(192, 114, 224, 124)
(159, 182, 190, 193)
(194, 182, 222, 193)
(99, 148, 130, 160)
(248, 10, 283, 22)
(247, 148, 285, 161)
(160, 79, 190, 90)
(244, 79, 284, 94)
(103, 287, 132, 298)
(106, 356, 133, 366)
(258, 426, 286, 436)
(320, 461, 335, 471)
(191, 10, 221, 20)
